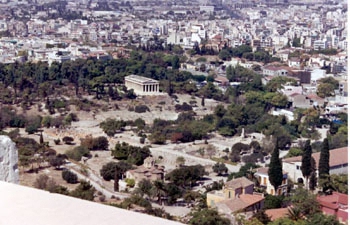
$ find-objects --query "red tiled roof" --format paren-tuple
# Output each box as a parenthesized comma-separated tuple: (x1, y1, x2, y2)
(317, 192, 348, 208)
(306, 93, 324, 101)
(290, 93, 304, 97)
(318, 199, 339, 210)
(283, 147, 348, 168)
(217, 194, 264, 212)
(239, 194, 265, 206)
(214, 76, 229, 83)
(265, 208, 289, 221)
(225, 177, 254, 190)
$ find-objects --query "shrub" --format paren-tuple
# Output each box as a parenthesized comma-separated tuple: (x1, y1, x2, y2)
(49, 154, 66, 169)
(53, 99, 66, 109)
(62, 170, 78, 184)
(62, 136, 74, 144)
(34, 174, 50, 190)
(140, 137, 145, 144)
(125, 178, 135, 187)
(175, 102, 193, 111)
(134, 105, 150, 113)
(100, 118, 126, 137)
(81, 135, 109, 150)
(70, 180, 95, 201)
(65, 146, 90, 161)
(54, 139, 61, 145)
(99, 195, 106, 202)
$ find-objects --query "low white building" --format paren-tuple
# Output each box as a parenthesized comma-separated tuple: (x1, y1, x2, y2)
(310, 69, 327, 85)
(271, 109, 295, 121)
(282, 147, 348, 184)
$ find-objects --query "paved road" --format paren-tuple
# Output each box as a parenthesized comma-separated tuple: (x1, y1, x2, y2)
(65, 161, 130, 199)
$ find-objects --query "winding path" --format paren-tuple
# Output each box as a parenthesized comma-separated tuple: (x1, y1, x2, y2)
(65, 161, 130, 199)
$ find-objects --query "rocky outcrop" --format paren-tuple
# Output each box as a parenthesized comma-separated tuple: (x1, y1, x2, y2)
(0, 135, 19, 184)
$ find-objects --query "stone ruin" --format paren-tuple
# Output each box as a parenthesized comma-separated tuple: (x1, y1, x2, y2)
(0, 135, 19, 184)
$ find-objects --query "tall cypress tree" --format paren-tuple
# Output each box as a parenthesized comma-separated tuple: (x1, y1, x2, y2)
(309, 157, 317, 191)
(114, 169, 119, 192)
(301, 140, 312, 188)
(268, 142, 283, 195)
(318, 138, 330, 179)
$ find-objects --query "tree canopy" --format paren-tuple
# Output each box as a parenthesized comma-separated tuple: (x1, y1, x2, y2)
(268, 143, 283, 194)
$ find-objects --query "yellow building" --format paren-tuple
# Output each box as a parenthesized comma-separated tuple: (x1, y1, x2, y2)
(207, 177, 254, 207)
(254, 167, 288, 195)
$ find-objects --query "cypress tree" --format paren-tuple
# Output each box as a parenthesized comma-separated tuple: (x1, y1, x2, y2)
(318, 138, 330, 179)
(39, 132, 44, 145)
(301, 140, 312, 188)
(114, 169, 119, 192)
(309, 157, 317, 191)
(268, 142, 283, 195)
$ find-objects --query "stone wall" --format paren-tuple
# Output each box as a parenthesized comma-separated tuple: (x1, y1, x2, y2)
(0, 135, 19, 184)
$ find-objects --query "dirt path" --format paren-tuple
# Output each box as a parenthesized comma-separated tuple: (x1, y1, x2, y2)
(65, 161, 130, 199)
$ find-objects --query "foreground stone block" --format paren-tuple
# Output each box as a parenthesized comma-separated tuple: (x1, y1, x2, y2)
(0, 135, 19, 184)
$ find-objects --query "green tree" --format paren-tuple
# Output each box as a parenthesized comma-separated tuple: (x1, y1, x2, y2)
(171, 55, 180, 70)
(252, 210, 271, 225)
(301, 140, 312, 189)
(317, 83, 335, 98)
(307, 213, 341, 225)
(218, 49, 231, 61)
(25, 116, 42, 134)
(268, 143, 283, 195)
(288, 207, 303, 221)
(228, 162, 259, 180)
(62, 170, 78, 184)
(65, 145, 90, 161)
(263, 195, 284, 209)
(329, 174, 348, 194)
(111, 142, 150, 166)
(49, 154, 66, 169)
(309, 157, 317, 191)
(100, 161, 132, 181)
(165, 165, 206, 188)
(318, 77, 339, 90)
(151, 180, 167, 204)
(99, 118, 126, 137)
(133, 118, 146, 131)
(70, 180, 95, 201)
(114, 169, 119, 191)
(212, 162, 228, 175)
(318, 138, 330, 180)
(135, 179, 153, 198)
(269, 218, 306, 225)
(285, 148, 303, 158)
(189, 209, 230, 225)
(288, 187, 320, 216)
(176, 156, 185, 167)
